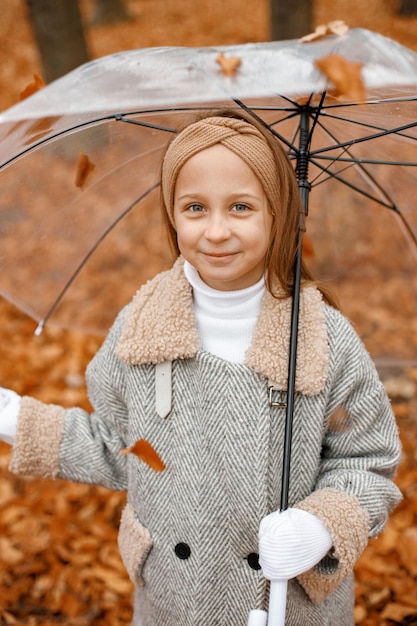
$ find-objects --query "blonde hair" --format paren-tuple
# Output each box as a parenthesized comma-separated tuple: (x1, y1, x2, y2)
(160, 109, 338, 308)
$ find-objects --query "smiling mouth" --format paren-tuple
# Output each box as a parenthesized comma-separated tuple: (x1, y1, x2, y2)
(201, 252, 237, 258)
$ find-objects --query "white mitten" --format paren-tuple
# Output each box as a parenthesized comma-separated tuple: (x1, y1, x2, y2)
(0, 387, 21, 445)
(259, 508, 333, 581)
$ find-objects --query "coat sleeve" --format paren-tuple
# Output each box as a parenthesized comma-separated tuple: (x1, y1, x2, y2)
(9, 311, 130, 492)
(294, 305, 402, 603)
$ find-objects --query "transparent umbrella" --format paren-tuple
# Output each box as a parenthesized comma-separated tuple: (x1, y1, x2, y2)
(0, 27, 416, 355)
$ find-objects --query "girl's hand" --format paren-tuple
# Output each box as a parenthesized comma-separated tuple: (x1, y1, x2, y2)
(0, 387, 21, 445)
(258, 508, 333, 581)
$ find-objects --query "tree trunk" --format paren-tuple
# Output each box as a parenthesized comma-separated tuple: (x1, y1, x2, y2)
(26, 0, 89, 83)
(398, 0, 417, 14)
(90, 0, 131, 25)
(270, 0, 313, 41)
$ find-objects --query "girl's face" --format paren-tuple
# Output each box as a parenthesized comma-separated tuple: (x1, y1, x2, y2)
(173, 144, 273, 291)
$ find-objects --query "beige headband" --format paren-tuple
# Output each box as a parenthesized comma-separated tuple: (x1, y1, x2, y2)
(161, 116, 281, 226)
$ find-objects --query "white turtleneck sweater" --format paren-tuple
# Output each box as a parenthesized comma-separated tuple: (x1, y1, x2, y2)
(183, 261, 266, 364)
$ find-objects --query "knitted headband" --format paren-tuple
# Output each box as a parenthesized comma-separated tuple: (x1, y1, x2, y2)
(161, 116, 281, 226)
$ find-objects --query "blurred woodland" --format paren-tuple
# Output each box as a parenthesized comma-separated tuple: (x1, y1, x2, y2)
(1, 1, 417, 624)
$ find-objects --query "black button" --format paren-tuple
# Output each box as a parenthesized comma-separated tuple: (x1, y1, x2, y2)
(247, 552, 261, 570)
(175, 542, 191, 560)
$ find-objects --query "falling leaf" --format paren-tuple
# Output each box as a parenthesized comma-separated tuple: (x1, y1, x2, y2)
(120, 438, 166, 472)
(301, 24, 329, 43)
(315, 53, 365, 102)
(216, 52, 241, 76)
(19, 73, 46, 101)
(302, 234, 314, 257)
(328, 404, 351, 432)
(75, 151, 95, 188)
(301, 20, 349, 43)
(23, 116, 61, 146)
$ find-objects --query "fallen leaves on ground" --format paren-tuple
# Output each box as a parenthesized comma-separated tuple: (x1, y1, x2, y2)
(353, 386, 417, 625)
(0, 454, 132, 625)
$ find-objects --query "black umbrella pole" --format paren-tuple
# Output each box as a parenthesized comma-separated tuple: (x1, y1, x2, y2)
(280, 107, 310, 512)
(279, 237, 303, 512)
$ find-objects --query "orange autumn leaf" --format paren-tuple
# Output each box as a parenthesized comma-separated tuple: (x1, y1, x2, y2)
(75, 151, 95, 188)
(22, 116, 62, 146)
(396, 527, 417, 577)
(315, 53, 365, 102)
(301, 20, 349, 43)
(216, 52, 241, 77)
(19, 73, 46, 100)
(302, 234, 314, 258)
(120, 438, 166, 472)
(296, 92, 341, 107)
(380, 602, 417, 622)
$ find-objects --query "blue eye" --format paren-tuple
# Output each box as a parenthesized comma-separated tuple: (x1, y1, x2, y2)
(187, 204, 205, 213)
(232, 203, 250, 212)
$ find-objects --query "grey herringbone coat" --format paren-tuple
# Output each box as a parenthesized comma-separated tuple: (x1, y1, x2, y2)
(10, 258, 402, 626)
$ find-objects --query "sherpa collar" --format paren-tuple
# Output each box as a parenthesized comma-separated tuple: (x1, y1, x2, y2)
(116, 257, 329, 395)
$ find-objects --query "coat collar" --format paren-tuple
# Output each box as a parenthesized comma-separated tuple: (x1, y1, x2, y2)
(116, 257, 329, 395)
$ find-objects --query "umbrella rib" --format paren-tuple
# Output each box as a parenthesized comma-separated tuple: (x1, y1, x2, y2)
(318, 109, 417, 142)
(309, 115, 414, 211)
(0, 114, 123, 169)
(310, 118, 417, 156)
(310, 157, 396, 210)
(266, 110, 303, 153)
(305, 121, 417, 265)
(232, 98, 300, 152)
(267, 108, 304, 131)
(250, 96, 324, 152)
(318, 95, 417, 110)
(309, 158, 354, 186)
(34, 182, 160, 335)
(314, 155, 417, 166)
(0, 107, 218, 169)
(115, 115, 177, 133)
(308, 117, 397, 207)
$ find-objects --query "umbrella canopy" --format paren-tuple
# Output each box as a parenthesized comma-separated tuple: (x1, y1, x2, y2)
(0, 27, 417, 365)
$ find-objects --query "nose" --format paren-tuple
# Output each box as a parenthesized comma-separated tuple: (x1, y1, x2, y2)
(204, 214, 231, 242)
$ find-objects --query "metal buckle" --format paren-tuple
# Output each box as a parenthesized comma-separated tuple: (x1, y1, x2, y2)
(268, 387, 287, 409)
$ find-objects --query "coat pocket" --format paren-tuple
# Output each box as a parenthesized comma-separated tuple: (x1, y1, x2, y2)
(118, 502, 153, 586)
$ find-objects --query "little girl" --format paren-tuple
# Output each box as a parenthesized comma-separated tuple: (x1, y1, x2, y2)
(0, 111, 402, 625)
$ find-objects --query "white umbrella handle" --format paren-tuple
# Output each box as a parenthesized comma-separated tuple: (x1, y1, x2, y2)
(247, 580, 288, 626)
(247, 609, 267, 626)
(267, 580, 288, 625)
